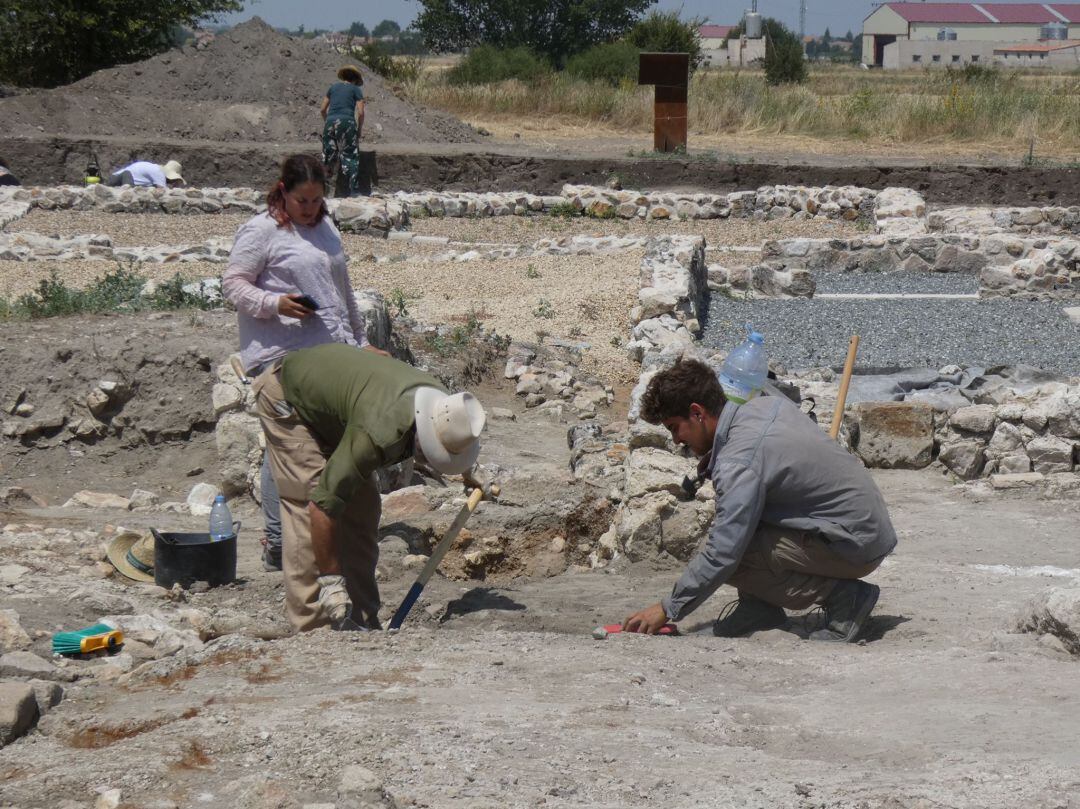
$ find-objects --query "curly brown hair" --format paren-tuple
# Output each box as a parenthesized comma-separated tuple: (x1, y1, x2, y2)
(639, 358, 726, 424)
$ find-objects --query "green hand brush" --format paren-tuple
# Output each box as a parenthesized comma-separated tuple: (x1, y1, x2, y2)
(52, 623, 124, 656)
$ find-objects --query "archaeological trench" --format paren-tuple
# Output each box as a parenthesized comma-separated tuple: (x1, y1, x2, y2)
(0, 178, 1079, 807)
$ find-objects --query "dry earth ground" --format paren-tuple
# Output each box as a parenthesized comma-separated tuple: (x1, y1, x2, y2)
(1, 468, 1079, 808)
(1, 203, 1079, 808)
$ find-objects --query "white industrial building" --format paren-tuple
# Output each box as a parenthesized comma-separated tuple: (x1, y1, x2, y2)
(862, 3, 1080, 68)
(699, 18, 766, 66)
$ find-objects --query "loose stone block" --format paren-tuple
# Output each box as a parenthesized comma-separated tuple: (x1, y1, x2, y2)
(855, 402, 935, 469)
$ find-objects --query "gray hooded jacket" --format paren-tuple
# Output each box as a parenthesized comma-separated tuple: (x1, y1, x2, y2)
(661, 394, 897, 621)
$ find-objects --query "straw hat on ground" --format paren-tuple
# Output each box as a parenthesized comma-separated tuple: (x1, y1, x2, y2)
(106, 531, 155, 582)
(414, 388, 485, 475)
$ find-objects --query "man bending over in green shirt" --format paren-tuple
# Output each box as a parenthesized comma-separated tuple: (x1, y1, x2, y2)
(253, 343, 486, 631)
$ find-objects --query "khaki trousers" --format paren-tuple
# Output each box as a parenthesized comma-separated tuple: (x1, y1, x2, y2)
(727, 523, 884, 611)
(253, 365, 382, 631)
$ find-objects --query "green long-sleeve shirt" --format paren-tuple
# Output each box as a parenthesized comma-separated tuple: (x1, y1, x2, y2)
(279, 344, 446, 516)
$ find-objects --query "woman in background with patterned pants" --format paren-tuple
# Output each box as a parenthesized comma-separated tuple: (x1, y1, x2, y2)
(320, 65, 365, 197)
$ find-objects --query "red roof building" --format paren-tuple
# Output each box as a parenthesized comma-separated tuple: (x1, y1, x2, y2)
(699, 25, 735, 40)
(863, 3, 1080, 67)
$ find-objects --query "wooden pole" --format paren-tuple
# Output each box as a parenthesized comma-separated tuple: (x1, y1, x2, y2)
(829, 335, 860, 440)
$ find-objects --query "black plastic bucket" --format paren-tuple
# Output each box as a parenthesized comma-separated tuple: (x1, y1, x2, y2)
(151, 523, 239, 589)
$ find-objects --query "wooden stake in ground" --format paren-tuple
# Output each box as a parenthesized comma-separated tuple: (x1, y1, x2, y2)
(830, 335, 860, 440)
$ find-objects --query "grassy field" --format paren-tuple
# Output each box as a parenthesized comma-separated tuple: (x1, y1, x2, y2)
(404, 63, 1080, 159)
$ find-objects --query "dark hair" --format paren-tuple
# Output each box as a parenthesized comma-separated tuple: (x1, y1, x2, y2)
(640, 358, 726, 424)
(266, 154, 328, 228)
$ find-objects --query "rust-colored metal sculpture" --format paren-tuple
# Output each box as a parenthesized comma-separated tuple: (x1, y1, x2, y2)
(638, 52, 689, 153)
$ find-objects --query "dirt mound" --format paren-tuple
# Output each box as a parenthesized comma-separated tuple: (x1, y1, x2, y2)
(0, 18, 476, 147)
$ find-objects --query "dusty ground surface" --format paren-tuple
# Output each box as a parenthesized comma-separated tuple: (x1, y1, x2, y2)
(5, 212, 250, 245)
(1, 464, 1079, 808)
(2, 199, 1079, 809)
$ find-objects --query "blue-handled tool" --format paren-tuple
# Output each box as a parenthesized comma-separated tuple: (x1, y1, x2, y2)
(388, 484, 497, 631)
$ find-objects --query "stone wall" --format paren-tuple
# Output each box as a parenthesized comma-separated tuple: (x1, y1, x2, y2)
(761, 234, 1074, 275)
(0, 186, 408, 236)
(390, 184, 877, 223)
(929, 206, 1080, 236)
(937, 387, 1080, 479)
(980, 245, 1079, 301)
(625, 237, 708, 362)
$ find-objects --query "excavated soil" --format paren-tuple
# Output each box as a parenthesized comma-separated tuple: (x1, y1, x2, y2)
(0, 18, 476, 150)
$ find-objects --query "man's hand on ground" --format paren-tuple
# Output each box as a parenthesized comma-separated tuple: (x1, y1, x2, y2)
(362, 345, 390, 357)
(623, 602, 668, 634)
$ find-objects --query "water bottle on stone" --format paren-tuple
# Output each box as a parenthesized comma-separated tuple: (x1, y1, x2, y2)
(208, 495, 234, 542)
(719, 325, 768, 405)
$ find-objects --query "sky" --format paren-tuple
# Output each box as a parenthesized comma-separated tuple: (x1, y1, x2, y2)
(216, 0, 883, 38)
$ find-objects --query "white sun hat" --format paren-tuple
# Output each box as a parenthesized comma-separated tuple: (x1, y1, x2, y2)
(162, 160, 184, 182)
(413, 387, 485, 474)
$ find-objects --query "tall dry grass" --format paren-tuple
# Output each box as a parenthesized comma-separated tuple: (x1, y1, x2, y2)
(405, 65, 1080, 153)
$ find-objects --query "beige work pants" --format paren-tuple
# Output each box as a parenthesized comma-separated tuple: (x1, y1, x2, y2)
(727, 523, 884, 611)
(253, 365, 382, 631)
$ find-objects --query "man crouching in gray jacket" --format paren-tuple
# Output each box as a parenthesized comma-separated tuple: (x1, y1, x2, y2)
(623, 358, 897, 642)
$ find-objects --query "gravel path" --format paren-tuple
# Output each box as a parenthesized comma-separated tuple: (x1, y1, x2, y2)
(814, 271, 980, 295)
(410, 215, 859, 246)
(704, 297, 1080, 373)
(349, 252, 641, 385)
(4, 211, 248, 245)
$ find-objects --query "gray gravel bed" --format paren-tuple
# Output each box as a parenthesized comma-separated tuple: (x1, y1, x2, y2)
(704, 297, 1080, 373)
(813, 271, 979, 295)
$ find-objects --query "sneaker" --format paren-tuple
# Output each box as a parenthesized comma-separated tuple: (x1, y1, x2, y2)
(261, 543, 282, 572)
(809, 580, 880, 643)
(713, 594, 787, 637)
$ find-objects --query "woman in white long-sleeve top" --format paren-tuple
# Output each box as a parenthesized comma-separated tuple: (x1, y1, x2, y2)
(223, 153, 379, 571)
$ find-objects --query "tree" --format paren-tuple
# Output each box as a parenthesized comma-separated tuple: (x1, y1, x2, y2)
(416, 0, 654, 66)
(372, 19, 402, 38)
(852, 34, 863, 64)
(626, 11, 703, 74)
(761, 18, 806, 85)
(844, 29, 854, 41)
(821, 27, 832, 48)
(0, 0, 244, 87)
(348, 21, 370, 38)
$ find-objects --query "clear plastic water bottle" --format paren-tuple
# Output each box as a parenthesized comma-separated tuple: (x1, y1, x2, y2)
(719, 325, 768, 405)
(208, 495, 234, 542)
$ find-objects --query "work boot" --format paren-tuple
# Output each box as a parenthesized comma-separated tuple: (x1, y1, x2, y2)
(809, 580, 880, 643)
(713, 594, 787, 637)
(317, 574, 355, 629)
(261, 542, 282, 572)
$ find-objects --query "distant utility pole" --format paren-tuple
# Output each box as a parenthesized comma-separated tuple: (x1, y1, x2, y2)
(799, 0, 806, 40)
(751, 0, 758, 10)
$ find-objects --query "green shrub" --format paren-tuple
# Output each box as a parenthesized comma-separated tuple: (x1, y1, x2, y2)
(565, 41, 639, 86)
(626, 11, 703, 74)
(548, 201, 579, 218)
(764, 23, 807, 85)
(149, 273, 218, 311)
(2, 266, 216, 320)
(448, 45, 551, 86)
(349, 41, 422, 84)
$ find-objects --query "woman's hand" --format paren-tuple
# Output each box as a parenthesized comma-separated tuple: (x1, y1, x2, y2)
(278, 294, 315, 319)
